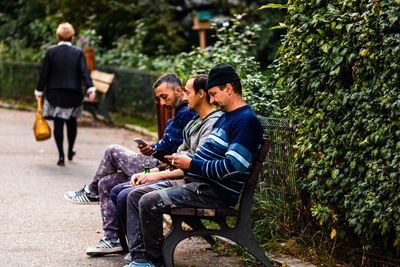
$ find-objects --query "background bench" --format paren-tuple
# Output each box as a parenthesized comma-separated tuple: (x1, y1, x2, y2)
(162, 116, 297, 267)
(83, 70, 114, 124)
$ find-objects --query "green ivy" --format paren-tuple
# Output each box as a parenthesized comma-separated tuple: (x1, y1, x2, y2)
(267, 0, 400, 252)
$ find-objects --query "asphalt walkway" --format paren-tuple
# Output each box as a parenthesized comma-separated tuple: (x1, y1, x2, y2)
(0, 108, 243, 267)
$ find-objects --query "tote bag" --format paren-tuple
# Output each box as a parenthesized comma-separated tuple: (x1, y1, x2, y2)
(33, 96, 51, 141)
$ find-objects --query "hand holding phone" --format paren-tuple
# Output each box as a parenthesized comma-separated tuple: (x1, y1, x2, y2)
(151, 149, 171, 165)
(134, 138, 154, 156)
(133, 138, 148, 147)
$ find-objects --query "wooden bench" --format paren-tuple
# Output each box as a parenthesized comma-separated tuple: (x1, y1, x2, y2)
(155, 99, 174, 140)
(83, 70, 114, 124)
(161, 116, 296, 267)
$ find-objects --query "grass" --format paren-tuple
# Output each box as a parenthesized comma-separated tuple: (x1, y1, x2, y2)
(0, 97, 36, 110)
(110, 112, 157, 133)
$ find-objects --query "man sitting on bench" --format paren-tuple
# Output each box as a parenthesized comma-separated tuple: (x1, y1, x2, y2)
(124, 63, 263, 267)
(63, 73, 196, 251)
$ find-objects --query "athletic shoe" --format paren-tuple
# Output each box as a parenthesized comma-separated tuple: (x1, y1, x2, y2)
(64, 185, 99, 204)
(86, 237, 123, 256)
(124, 260, 156, 267)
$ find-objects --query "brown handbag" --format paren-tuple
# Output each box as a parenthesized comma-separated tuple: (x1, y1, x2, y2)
(33, 96, 51, 141)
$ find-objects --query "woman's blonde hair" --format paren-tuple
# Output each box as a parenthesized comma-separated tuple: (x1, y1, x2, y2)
(56, 22, 75, 41)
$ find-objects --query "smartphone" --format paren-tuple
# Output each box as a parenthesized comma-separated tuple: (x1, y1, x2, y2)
(151, 149, 171, 165)
(133, 138, 148, 147)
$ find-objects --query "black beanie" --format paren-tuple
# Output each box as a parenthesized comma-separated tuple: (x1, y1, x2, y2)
(206, 63, 240, 90)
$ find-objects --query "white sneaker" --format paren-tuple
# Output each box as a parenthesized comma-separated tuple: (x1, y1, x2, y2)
(64, 185, 99, 205)
(86, 237, 123, 256)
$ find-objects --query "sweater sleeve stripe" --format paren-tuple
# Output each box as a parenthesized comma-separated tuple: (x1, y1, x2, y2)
(226, 150, 251, 169)
(223, 160, 229, 173)
(209, 135, 229, 148)
(214, 161, 221, 179)
(201, 146, 225, 158)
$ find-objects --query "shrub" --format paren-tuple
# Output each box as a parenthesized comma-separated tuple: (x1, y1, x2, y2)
(268, 0, 400, 253)
(153, 15, 279, 116)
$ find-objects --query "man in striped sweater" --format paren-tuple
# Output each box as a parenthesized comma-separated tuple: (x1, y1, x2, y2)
(124, 63, 263, 267)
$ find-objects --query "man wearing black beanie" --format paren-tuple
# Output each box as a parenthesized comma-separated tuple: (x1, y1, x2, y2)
(123, 63, 263, 267)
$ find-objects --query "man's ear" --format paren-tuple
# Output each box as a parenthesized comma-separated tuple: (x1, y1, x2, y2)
(225, 83, 234, 95)
(198, 89, 206, 99)
(174, 86, 182, 94)
(175, 86, 184, 99)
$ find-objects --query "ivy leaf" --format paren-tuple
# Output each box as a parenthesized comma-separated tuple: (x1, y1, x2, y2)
(346, 23, 354, 32)
(321, 43, 331, 53)
(259, 3, 288, 10)
(270, 23, 288, 30)
(331, 229, 337, 239)
(276, 77, 284, 87)
(331, 169, 339, 179)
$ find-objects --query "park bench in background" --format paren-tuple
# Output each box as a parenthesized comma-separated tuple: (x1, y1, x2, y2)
(83, 70, 114, 124)
(155, 97, 174, 140)
(162, 116, 297, 267)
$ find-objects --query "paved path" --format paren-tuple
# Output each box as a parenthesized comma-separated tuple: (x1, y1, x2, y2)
(0, 108, 243, 267)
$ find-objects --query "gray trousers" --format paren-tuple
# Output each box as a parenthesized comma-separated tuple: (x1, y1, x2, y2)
(126, 178, 227, 264)
(88, 144, 158, 239)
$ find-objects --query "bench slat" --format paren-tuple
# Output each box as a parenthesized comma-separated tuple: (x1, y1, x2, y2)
(91, 70, 115, 93)
(171, 207, 238, 217)
(171, 208, 195, 216)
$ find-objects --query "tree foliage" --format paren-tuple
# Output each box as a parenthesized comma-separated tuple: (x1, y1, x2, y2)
(268, 0, 400, 252)
(0, 0, 286, 66)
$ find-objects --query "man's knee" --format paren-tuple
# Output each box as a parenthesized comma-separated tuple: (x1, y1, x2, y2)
(139, 191, 162, 213)
(105, 144, 123, 155)
(127, 188, 144, 208)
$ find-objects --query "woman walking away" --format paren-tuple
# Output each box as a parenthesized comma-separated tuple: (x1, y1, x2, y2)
(34, 22, 96, 166)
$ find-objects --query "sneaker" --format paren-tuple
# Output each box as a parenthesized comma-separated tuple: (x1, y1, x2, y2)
(64, 185, 99, 204)
(86, 237, 123, 256)
(124, 260, 156, 267)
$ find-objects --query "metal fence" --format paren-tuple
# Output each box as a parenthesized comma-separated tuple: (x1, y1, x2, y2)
(0, 60, 158, 118)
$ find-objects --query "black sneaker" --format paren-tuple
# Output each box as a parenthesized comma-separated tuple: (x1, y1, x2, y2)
(64, 185, 99, 204)
(86, 237, 123, 256)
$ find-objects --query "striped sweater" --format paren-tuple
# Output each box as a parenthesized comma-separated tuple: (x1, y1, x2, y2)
(187, 104, 263, 205)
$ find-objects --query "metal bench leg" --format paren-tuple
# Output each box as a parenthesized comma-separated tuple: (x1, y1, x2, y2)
(98, 90, 113, 124)
(230, 228, 273, 267)
(184, 218, 215, 246)
(163, 216, 186, 267)
(85, 104, 99, 121)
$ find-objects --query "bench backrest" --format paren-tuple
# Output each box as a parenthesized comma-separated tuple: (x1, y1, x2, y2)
(91, 70, 115, 94)
(238, 116, 297, 218)
(238, 138, 271, 217)
(156, 101, 174, 140)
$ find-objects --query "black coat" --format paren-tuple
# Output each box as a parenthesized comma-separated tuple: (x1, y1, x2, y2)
(37, 44, 94, 108)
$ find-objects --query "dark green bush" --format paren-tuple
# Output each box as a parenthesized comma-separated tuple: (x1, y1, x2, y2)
(268, 0, 400, 252)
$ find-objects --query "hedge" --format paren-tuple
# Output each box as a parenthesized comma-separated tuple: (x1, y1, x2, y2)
(268, 0, 400, 251)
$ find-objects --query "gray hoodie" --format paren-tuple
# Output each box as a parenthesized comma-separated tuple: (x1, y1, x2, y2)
(177, 110, 223, 156)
